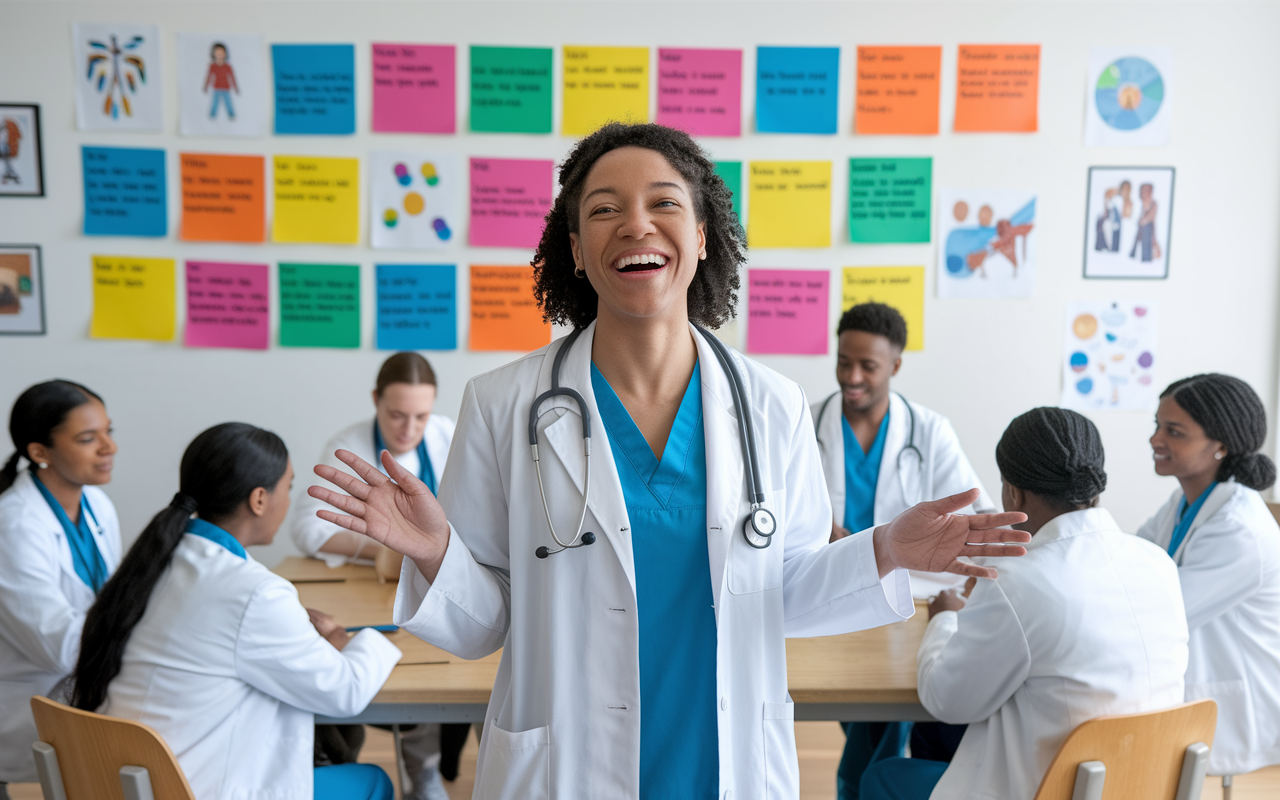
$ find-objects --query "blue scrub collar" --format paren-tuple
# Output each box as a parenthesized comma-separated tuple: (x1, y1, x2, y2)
(185, 517, 247, 560)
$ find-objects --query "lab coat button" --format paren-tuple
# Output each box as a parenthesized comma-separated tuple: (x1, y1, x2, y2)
(720, 697, 727, 711)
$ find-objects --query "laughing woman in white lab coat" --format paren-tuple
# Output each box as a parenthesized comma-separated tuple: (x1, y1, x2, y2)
(0, 381, 120, 800)
(70, 423, 401, 800)
(1136, 374, 1280, 781)
(308, 123, 1031, 800)
(861, 408, 1189, 800)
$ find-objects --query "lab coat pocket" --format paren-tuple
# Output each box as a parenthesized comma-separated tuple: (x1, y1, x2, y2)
(728, 490, 785, 595)
(475, 721, 550, 800)
(762, 701, 797, 800)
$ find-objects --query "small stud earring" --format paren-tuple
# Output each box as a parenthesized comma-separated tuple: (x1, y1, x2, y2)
(38, 462, 48, 469)
(1215, 452, 1224, 460)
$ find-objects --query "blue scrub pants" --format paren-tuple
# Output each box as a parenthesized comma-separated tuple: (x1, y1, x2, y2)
(860, 758, 948, 800)
(314, 764, 393, 800)
(837, 722, 911, 799)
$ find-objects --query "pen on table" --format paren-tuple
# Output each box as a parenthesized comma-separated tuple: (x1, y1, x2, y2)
(344, 625, 399, 633)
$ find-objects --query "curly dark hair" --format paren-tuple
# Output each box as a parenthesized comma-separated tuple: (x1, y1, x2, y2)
(836, 302, 908, 351)
(532, 123, 747, 330)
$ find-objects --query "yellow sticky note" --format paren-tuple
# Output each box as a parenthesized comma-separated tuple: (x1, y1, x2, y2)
(841, 266, 925, 351)
(747, 161, 831, 248)
(272, 155, 360, 244)
(563, 46, 649, 135)
(90, 255, 176, 341)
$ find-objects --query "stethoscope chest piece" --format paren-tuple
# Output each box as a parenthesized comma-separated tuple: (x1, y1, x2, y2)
(743, 507, 776, 549)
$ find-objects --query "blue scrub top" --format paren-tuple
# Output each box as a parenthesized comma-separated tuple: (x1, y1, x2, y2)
(32, 474, 109, 593)
(842, 412, 890, 534)
(373, 422, 437, 495)
(1167, 482, 1219, 557)
(591, 361, 718, 800)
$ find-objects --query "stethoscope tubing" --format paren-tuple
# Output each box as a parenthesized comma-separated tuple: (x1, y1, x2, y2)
(818, 390, 924, 473)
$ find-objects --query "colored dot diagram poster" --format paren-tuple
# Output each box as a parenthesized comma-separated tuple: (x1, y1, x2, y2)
(370, 151, 460, 250)
(1061, 300, 1158, 411)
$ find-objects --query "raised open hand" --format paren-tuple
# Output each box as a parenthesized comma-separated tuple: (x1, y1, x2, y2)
(873, 488, 1031, 581)
(308, 449, 450, 582)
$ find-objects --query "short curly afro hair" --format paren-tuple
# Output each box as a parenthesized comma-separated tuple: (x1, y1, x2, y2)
(532, 123, 747, 330)
(837, 302, 908, 351)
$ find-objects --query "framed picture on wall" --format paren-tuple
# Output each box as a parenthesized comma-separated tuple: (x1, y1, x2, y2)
(0, 104, 45, 197)
(1083, 166, 1175, 279)
(0, 244, 46, 335)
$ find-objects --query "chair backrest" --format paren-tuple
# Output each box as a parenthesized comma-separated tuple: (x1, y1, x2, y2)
(1032, 699, 1217, 800)
(30, 696, 196, 800)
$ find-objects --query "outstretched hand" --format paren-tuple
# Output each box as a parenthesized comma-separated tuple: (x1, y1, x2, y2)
(308, 449, 450, 582)
(872, 488, 1031, 581)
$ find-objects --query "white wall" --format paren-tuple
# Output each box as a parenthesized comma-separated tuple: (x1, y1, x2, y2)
(4, 0, 1279, 567)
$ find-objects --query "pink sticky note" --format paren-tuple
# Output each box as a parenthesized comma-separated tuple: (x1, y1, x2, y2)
(372, 43, 456, 133)
(747, 269, 830, 355)
(470, 158, 555, 248)
(185, 261, 270, 350)
(656, 48, 743, 137)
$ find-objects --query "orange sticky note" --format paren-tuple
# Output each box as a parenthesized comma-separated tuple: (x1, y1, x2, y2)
(855, 46, 941, 135)
(954, 45, 1040, 132)
(469, 266, 550, 352)
(179, 153, 265, 242)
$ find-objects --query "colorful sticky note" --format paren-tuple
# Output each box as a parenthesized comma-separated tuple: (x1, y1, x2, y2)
(855, 46, 942, 135)
(272, 44, 355, 135)
(185, 261, 269, 350)
(469, 46, 553, 134)
(756, 46, 839, 134)
(656, 48, 742, 137)
(90, 255, 175, 340)
(469, 158, 554, 248)
(469, 266, 550, 351)
(179, 153, 265, 243)
(747, 269, 830, 355)
(841, 266, 925, 351)
(746, 161, 831, 248)
(278, 263, 360, 348)
(713, 161, 742, 223)
(370, 151, 460, 250)
(562, 46, 649, 136)
(954, 45, 1041, 133)
(272, 156, 359, 244)
(849, 158, 932, 243)
(376, 264, 457, 350)
(82, 146, 167, 237)
(372, 43, 455, 134)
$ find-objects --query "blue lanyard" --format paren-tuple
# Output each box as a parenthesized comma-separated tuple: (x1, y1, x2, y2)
(32, 475, 109, 593)
(372, 422, 436, 495)
(1168, 482, 1219, 558)
(185, 517, 246, 559)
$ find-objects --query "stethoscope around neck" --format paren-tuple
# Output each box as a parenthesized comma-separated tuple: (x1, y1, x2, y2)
(528, 325, 777, 559)
(817, 390, 923, 476)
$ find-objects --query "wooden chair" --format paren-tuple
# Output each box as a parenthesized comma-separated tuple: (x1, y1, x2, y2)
(1032, 699, 1216, 800)
(29, 695, 196, 800)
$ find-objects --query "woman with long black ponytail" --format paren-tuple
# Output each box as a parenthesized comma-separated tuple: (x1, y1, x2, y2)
(0, 381, 120, 798)
(1138, 374, 1280, 781)
(72, 423, 401, 800)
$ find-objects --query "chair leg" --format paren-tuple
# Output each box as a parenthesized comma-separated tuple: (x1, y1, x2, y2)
(1222, 774, 1233, 800)
(31, 742, 68, 800)
(393, 724, 407, 798)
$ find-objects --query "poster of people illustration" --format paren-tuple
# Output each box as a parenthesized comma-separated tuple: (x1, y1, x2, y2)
(177, 33, 267, 137)
(937, 189, 1037, 299)
(1084, 166, 1175, 279)
(73, 23, 163, 131)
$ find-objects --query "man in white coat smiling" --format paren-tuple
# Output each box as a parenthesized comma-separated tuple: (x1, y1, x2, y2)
(308, 123, 1031, 800)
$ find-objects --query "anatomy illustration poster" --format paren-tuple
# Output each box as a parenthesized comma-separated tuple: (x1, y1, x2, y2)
(73, 23, 163, 131)
(937, 189, 1036, 299)
(1084, 166, 1174, 279)
(177, 33, 267, 137)
(1061, 300, 1159, 411)
(370, 151, 461, 250)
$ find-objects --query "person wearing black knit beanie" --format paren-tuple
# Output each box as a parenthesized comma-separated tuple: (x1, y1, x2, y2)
(860, 407, 1189, 800)
(1137, 374, 1280, 785)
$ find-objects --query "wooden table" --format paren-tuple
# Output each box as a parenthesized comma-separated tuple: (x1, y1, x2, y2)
(278, 557, 934, 725)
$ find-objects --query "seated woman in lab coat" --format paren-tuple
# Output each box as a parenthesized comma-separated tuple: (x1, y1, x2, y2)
(70, 423, 401, 800)
(861, 407, 1190, 800)
(1137, 374, 1280, 780)
(0, 381, 120, 800)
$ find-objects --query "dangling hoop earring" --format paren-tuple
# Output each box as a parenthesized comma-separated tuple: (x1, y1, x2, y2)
(574, 267, 586, 279)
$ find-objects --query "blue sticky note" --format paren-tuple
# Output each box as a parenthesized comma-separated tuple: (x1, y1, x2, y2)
(756, 46, 840, 134)
(376, 264, 457, 350)
(273, 44, 356, 135)
(82, 146, 167, 237)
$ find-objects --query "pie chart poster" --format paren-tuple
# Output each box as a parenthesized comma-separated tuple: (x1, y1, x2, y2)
(1085, 46, 1174, 147)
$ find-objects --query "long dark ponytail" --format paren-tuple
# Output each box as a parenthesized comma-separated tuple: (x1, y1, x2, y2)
(71, 422, 288, 712)
(1162, 374, 1276, 492)
(3, 380, 104, 493)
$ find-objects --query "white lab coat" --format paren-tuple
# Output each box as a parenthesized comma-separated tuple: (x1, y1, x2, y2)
(102, 533, 401, 800)
(812, 391, 996, 597)
(1136, 480, 1280, 775)
(0, 470, 121, 782)
(291, 415, 454, 564)
(392, 321, 913, 800)
(918, 508, 1188, 800)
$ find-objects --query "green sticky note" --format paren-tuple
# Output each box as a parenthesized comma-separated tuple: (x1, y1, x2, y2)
(849, 157, 932, 243)
(279, 263, 361, 348)
(714, 161, 742, 223)
(470, 46, 554, 133)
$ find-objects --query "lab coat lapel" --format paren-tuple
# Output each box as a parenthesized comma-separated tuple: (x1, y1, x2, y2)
(874, 392, 911, 524)
(17, 473, 94, 594)
(1172, 482, 1238, 563)
(815, 392, 845, 527)
(694, 327, 744, 614)
(538, 322, 636, 590)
